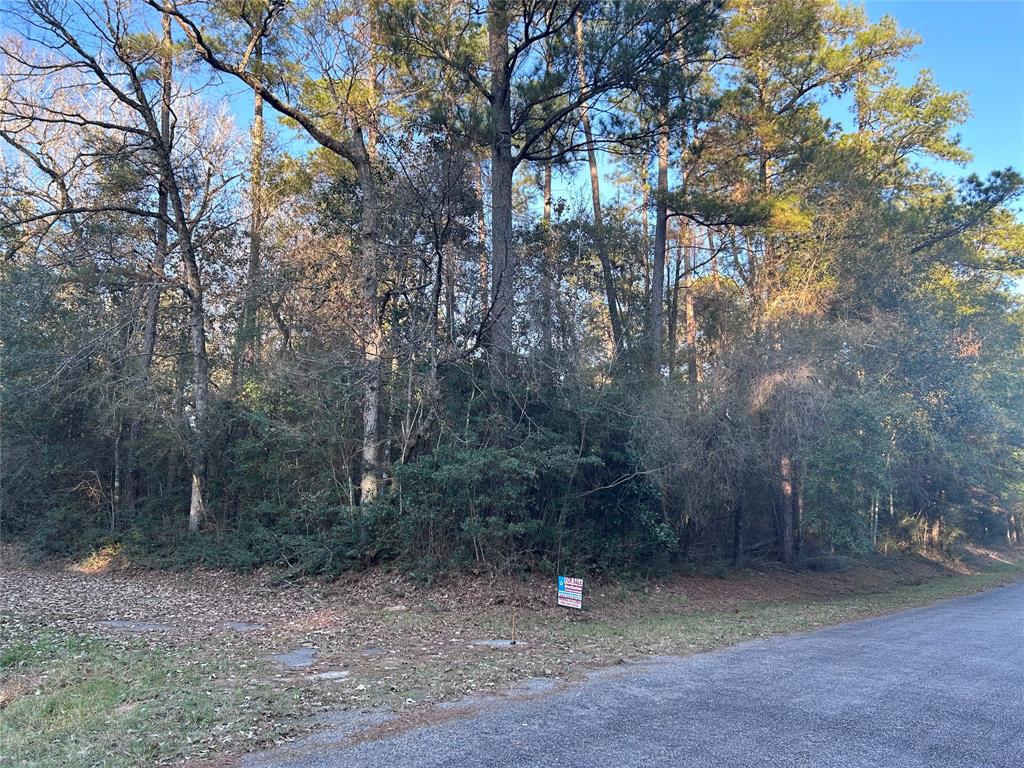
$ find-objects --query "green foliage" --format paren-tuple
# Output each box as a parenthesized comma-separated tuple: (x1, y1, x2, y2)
(3, 0, 1022, 578)
(390, 382, 675, 575)
(800, 391, 892, 553)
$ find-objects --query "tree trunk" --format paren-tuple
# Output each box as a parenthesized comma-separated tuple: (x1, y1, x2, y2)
(180, 232, 209, 533)
(757, 151, 773, 310)
(794, 472, 804, 557)
(487, 0, 515, 355)
(167, 324, 186, 491)
(232, 38, 265, 388)
(929, 516, 942, 551)
(732, 504, 743, 566)
(111, 419, 121, 530)
(355, 140, 384, 503)
(539, 163, 554, 357)
(667, 225, 682, 377)
(128, 20, 212, 532)
(871, 493, 880, 549)
(684, 228, 698, 384)
(641, 180, 650, 286)
(143, 8, 172, 376)
(649, 110, 669, 370)
(779, 454, 796, 564)
(575, 14, 623, 351)
(116, 2, 210, 531)
(125, 8, 172, 510)
(444, 242, 456, 341)
(475, 159, 489, 322)
(188, 472, 204, 532)
(161, 165, 209, 530)
(355, 15, 386, 503)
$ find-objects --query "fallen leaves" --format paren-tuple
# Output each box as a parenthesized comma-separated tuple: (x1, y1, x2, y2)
(2, 551, 1021, 767)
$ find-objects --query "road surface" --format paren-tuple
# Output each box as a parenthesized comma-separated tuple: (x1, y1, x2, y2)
(246, 580, 1024, 767)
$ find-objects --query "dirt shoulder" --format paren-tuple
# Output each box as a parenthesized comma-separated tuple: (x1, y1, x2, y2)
(2, 546, 1022, 767)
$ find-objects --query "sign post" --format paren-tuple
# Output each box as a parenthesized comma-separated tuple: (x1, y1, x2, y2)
(557, 576, 583, 609)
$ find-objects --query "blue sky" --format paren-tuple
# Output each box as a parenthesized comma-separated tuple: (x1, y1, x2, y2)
(219, 0, 1024, 220)
(576, 1, 1024, 210)
(230, 1, 1023, 184)
(862, 0, 1024, 179)
(859, 1, 1024, 292)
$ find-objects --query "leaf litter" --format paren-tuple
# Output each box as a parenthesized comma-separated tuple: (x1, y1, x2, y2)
(2, 548, 1021, 766)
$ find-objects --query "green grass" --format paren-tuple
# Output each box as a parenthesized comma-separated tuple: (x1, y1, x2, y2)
(556, 559, 1024, 654)
(0, 631, 302, 768)
(0, 632, 88, 671)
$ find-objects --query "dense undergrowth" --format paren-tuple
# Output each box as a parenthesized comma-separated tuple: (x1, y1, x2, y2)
(3, 0, 1024, 578)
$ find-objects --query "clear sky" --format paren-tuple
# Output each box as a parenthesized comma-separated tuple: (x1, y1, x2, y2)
(857, 2, 1024, 294)
(222, 0, 1024, 219)
(862, 0, 1024, 179)
(230, 1, 1023, 183)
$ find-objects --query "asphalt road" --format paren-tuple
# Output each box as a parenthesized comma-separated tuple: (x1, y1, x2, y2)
(246, 581, 1024, 768)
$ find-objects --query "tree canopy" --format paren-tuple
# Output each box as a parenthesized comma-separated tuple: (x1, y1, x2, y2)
(2, 0, 1022, 574)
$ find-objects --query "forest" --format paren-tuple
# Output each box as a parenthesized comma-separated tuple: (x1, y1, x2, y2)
(2, 0, 1023, 576)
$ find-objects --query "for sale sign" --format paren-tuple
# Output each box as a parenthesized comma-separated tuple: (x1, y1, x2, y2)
(557, 576, 583, 609)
